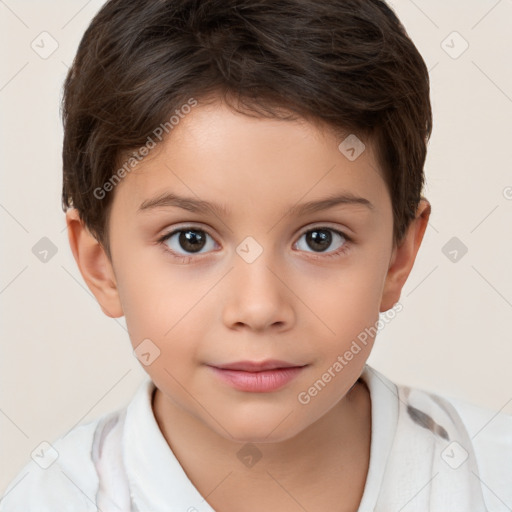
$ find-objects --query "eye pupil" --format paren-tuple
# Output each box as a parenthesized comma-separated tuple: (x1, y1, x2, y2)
(179, 230, 206, 253)
(307, 229, 332, 252)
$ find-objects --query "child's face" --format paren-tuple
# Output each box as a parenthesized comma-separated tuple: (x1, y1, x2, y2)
(70, 99, 427, 442)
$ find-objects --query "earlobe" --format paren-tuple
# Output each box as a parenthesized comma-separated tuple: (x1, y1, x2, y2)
(379, 199, 431, 312)
(65, 208, 124, 318)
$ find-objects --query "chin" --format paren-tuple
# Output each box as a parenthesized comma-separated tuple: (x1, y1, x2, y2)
(213, 416, 307, 445)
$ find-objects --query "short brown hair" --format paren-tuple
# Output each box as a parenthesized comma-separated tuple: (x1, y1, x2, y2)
(61, 0, 432, 259)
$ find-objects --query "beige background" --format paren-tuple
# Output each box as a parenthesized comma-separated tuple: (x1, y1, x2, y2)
(1, 0, 511, 493)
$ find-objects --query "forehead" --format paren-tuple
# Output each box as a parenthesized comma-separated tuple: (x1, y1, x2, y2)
(111, 100, 388, 218)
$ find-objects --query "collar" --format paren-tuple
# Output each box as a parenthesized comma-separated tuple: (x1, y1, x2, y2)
(122, 364, 399, 511)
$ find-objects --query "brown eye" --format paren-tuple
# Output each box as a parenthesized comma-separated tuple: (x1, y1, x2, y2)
(160, 228, 217, 255)
(306, 229, 332, 252)
(177, 230, 207, 253)
(295, 227, 349, 255)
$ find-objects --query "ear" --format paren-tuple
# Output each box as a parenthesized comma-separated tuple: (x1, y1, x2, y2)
(65, 208, 123, 318)
(380, 199, 431, 312)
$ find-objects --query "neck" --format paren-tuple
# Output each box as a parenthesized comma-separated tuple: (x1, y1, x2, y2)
(152, 379, 372, 511)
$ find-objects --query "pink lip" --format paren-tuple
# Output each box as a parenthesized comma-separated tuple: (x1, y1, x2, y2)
(207, 360, 307, 392)
(212, 359, 303, 371)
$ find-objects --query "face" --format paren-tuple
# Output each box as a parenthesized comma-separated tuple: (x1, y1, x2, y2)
(73, 99, 418, 443)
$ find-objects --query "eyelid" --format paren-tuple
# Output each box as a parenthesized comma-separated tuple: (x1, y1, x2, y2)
(296, 222, 353, 240)
(158, 222, 216, 239)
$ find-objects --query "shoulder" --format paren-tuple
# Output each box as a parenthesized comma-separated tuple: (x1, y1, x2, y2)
(410, 387, 512, 465)
(442, 393, 512, 504)
(0, 408, 123, 512)
(363, 366, 512, 510)
(398, 381, 512, 509)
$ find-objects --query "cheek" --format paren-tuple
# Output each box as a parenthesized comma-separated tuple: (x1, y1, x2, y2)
(304, 258, 387, 339)
(114, 248, 214, 352)
(112, 245, 171, 344)
(117, 269, 206, 386)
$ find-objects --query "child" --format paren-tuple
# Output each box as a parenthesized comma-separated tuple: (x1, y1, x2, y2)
(1, 0, 511, 511)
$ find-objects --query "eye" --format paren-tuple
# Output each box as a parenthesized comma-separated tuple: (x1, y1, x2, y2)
(294, 227, 350, 258)
(158, 227, 218, 257)
(157, 224, 351, 263)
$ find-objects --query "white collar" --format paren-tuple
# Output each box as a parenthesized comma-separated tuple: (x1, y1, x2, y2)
(121, 364, 398, 511)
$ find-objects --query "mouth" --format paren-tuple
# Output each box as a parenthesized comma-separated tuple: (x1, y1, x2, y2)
(206, 360, 308, 392)
(210, 359, 307, 372)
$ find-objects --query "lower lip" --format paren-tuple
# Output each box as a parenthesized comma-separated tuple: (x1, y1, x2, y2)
(208, 366, 306, 392)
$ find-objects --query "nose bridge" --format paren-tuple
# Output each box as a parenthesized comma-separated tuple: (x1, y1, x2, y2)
(238, 250, 274, 287)
(234, 234, 281, 296)
(222, 234, 294, 330)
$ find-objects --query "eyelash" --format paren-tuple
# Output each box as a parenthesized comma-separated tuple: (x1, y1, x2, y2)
(157, 225, 352, 263)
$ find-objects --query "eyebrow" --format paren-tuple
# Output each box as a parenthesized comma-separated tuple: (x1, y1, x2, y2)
(138, 191, 374, 217)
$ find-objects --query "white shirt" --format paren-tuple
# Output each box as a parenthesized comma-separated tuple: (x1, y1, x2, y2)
(1, 365, 511, 511)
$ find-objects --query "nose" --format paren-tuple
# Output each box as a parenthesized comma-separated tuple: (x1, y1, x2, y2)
(221, 249, 295, 333)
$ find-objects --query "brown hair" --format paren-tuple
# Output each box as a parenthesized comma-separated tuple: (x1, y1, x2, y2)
(61, 0, 432, 259)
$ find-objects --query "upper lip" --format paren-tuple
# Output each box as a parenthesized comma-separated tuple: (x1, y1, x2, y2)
(210, 360, 306, 372)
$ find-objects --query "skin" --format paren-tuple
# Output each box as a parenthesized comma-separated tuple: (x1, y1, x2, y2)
(66, 98, 430, 512)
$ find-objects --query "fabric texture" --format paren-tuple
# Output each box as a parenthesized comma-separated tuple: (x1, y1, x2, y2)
(1, 365, 511, 511)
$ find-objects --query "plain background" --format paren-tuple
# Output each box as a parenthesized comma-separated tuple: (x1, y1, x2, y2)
(1, 0, 511, 494)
